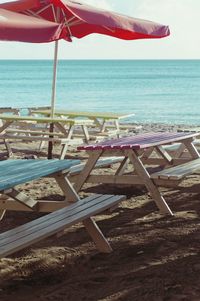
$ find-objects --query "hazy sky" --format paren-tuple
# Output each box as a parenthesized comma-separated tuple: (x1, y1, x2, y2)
(0, 0, 200, 59)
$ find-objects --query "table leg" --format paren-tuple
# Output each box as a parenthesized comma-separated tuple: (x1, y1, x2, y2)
(155, 146, 173, 164)
(114, 120, 120, 132)
(55, 172, 112, 253)
(0, 121, 14, 157)
(54, 122, 75, 159)
(183, 140, 200, 159)
(55, 173, 80, 203)
(92, 117, 102, 132)
(0, 209, 6, 221)
(83, 218, 112, 253)
(126, 149, 173, 215)
(74, 150, 103, 192)
(115, 157, 129, 176)
(81, 124, 90, 143)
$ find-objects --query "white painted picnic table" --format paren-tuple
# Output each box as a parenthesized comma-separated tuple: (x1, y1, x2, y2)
(0, 114, 94, 159)
(31, 109, 135, 133)
(73, 131, 200, 215)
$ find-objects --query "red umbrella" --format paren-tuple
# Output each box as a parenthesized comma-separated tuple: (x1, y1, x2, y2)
(0, 8, 66, 42)
(1, 0, 169, 41)
(0, 0, 170, 157)
(0, 0, 170, 116)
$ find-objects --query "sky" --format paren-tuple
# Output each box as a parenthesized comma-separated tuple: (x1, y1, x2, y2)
(0, 0, 200, 59)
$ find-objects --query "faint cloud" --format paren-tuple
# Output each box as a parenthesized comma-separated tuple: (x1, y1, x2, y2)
(82, 0, 113, 10)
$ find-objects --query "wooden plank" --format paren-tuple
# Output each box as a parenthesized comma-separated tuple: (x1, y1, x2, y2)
(6, 189, 38, 209)
(74, 151, 103, 192)
(0, 114, 93, 125)
(78, 132, 199, 151)
(126, 149, 173, 215)
(0, 159, 80, 191)
(55, 174, 80, 203)
(155, 145, 173, 164)
(31, 109, 135, 120)
(183, 140, 200, 159)
(1, 134, 82, 143)
(153, 179, 181, 187)
(0, 194, 125, 257)
(0, 209, 6, 220)
(80, 174, 143, 185)
(0, 120, 13, 133)
(6, 128, 66, 136)
(142, 157, 192, 166)
(0, 199, 69, 212)
(0, 194, 122, 243)
(151, 158, 200, 180)
(68, 156, 124, 177)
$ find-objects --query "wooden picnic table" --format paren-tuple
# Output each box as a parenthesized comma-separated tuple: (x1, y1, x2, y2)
(31, 109, 135, 133)
(73, 131, 200, 216)
(0, 114, 94, 159)
(0, 159, 125, 257)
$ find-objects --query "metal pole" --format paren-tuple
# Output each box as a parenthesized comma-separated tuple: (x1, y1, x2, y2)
(48, 40, 59, 159)
(50, 40, 59, 118)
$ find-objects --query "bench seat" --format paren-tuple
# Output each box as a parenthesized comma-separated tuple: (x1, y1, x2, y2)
(0, 194, 125, 258)
(69, 156, 124, 177)
(151, 157, 200, 181)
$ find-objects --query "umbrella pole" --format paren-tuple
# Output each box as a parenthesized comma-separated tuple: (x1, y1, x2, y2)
(48, 40, 59, 159)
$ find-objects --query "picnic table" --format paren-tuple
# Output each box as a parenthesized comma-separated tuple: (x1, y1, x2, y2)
(0, 114, 94, 159)
(0, 159, 125, 257)
(73, 131, 200, 216)
(31, 109, 135, 133)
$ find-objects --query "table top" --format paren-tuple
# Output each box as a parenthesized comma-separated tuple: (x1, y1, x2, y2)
(0, 114, 93, 125)
(78, 132, 200, 151)
(31, 110, 135, 120)
(0, 159, 80, 191)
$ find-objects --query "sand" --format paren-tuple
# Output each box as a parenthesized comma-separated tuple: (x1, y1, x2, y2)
(0, 123, 200, 301)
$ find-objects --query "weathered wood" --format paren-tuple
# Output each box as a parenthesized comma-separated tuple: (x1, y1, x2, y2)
(6, 189, 38, 209)
(182, 140, 200, 159)
(0, 114, 94, 125)
(155, 145, 173, 164)
(151, 158, 200, 181)
(115, 157, 129, 176)
(68, 156, 124, 177)
(0, 159, 80, 191)
(0, 114, 94, 159)
(6, 128, 65, 136)
(74, 150, 103, 192)
(153, 179, 181, 187)
(0, 194, 125, 257)
(126, 149, 173, 215)
(79, 174, 143, 185)
(0, 199, 69, 212)
(0, 209, 6, 220)
(83, 218, 112, 253)
(78, 132, 200, 151)
(55, 174, 80, 203)
(31, 109, 134, 120)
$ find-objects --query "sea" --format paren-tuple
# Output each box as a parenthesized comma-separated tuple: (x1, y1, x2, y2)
(0, 59, 200, 125)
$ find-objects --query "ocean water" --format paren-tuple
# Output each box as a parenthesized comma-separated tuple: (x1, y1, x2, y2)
(0, 59, 200, 125)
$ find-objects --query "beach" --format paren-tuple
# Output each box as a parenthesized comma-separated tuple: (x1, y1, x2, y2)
(0, 122, 200, 301)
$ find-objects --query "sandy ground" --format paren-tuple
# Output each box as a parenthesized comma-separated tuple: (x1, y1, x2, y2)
(0, 123, 200, 301)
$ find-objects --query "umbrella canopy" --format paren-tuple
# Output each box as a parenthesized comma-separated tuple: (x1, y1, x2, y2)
(0, 8, 66, 42)
(0, 0, 170, 41)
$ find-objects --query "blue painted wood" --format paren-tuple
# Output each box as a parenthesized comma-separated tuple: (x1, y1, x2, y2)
(0, 159, 80, 191)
